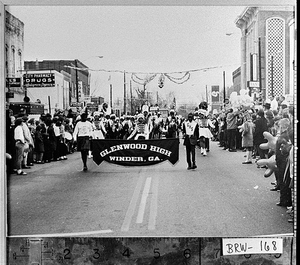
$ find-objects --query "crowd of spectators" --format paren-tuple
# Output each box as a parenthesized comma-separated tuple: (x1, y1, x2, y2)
(210, 97, 295, 224)
(5, 95, 295, 224)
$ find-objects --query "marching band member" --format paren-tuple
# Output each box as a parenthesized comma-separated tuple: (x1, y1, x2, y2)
(106, 113, 120, 139)
(127, 113, 150, 140)
(88, 111, 107, 158)
(165, 109, 179, 138)
(182, 113, 199, 170)
(91, 112, 107, 140)
(197, 109, 215, 156)
(73, 113, 93, 172)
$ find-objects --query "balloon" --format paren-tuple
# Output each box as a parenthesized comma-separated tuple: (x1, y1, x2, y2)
(259, 132, 278, 151)
(257, 155, 277, 178)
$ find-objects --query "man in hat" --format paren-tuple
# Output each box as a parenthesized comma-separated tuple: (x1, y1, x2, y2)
(263, 102, 271, 111)
(182, 113, 199, 170)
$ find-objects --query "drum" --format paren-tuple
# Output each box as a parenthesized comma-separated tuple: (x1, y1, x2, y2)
(65, 131, 73, 141)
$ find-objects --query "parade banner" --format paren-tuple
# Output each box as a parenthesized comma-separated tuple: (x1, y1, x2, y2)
(92, 138, 179, 167)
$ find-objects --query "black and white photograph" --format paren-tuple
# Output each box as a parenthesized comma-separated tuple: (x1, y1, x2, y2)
(0, 0, 296, 264)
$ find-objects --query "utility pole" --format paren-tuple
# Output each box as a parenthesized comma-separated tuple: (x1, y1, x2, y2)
(75, 59, 79, 103)
(205, 85, 208, 102)
(130, 80, 133, 115)
(110, 84, 113, 110)
(123, 70, 126, 115)
(223, 71, 226, 103)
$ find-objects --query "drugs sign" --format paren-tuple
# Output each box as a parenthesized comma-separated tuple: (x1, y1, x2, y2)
(23, 73, 55, 87)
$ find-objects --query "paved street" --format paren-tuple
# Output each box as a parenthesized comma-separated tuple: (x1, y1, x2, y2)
(7, 140, 293, 237)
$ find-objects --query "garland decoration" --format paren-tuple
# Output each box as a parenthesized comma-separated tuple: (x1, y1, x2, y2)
(131, 73, 157, 86)
(164, 72, 190, 84)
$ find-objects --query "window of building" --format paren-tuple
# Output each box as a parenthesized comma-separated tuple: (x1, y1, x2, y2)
(5, 44, 9, 77)
(266, 17, 285, 98)
(18, 50, 22, 72)
(11, 45, 16, 77)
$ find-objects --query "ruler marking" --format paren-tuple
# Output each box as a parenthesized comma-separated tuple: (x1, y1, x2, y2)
(148, 176, 159, 230)
(121, 175, 145, 232)
(136, 177, 152, 223)
(8, 229, 113, 237)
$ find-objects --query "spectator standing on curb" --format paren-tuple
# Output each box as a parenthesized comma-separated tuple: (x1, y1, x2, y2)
(275, 118, 292, 207)
(21, 115, 34, 169)
(14, 118, 27, 175)
(239, 112, 255, 164)
(226, 108, 239, 152)
(253, 109, 268, 164)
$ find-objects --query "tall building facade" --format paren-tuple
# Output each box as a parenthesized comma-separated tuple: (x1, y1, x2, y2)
(5, 10, 24, 102)
(235, 6, 295, 103)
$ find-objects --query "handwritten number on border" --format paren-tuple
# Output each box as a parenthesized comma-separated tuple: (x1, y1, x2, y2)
(184, 249, 191, 259)
(154, 248, 160, 259)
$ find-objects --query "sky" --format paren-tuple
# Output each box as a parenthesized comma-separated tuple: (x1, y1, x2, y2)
(7, 5, 247, 106)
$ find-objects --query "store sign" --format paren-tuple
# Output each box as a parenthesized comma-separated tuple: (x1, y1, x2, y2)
(247, 81, 260, 88)
(6, 77, 21, 88)
(23, 73, 55, 87)
(6, 92, 14, 98)
(211, 85, 220, 102)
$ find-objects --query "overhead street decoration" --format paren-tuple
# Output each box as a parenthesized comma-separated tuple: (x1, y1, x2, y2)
(92, 139, 179, 167)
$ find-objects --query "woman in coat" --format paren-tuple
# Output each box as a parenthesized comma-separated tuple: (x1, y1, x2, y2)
(239, 112, 255, 164)
(253, 109, 268, 163)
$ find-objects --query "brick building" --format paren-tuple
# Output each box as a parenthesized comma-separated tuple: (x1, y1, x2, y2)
(24, 60, 90, 104)
(235, 6, 295, 103)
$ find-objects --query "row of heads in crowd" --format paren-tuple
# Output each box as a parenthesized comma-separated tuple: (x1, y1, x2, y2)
(7, 98, 294, 127)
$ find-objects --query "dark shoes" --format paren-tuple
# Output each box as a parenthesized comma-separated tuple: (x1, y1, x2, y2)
(276, 202, 291, 207)
(22, 165, 31, 169)
(228, 149, 237, 152)
(242, 161, 252, 164)
(83, 166, 88, 172)
(187, 164, 197, 170)
(270, 187, 280, 191)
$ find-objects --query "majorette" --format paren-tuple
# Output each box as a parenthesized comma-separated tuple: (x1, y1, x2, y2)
(197, 103, 215, 156)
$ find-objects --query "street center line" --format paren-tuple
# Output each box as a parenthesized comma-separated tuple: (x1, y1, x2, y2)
(148, 176, 159, 230)
(121, 175, 145, 232)
(136, 177, 152, 224)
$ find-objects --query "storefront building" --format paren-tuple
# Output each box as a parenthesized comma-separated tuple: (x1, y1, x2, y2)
(235, 6, 295, 104)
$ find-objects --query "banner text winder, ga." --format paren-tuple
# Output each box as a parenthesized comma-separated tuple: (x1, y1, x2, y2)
(92, 138, 179, 167)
